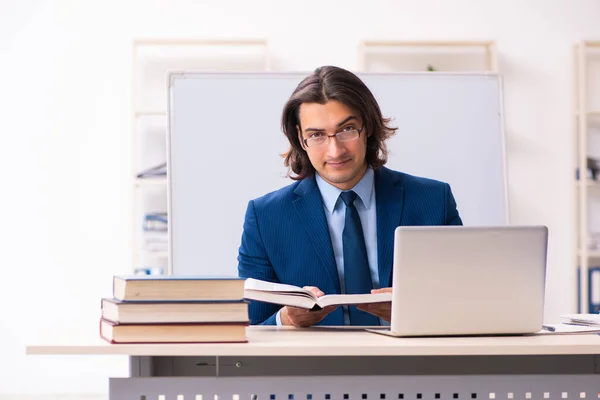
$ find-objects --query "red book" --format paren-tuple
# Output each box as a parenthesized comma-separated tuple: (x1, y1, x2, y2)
(99, 319, 248, 344)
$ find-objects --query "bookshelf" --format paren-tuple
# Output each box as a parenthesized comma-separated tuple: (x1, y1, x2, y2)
(574, 41, 600, 312)
(131, 39, 270, 275)
(357, 41, 497, 73)
(134, 178, 168, 187)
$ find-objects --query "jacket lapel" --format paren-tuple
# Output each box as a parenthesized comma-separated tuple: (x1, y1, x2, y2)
(375, 167, 405, 288)
(293, 176, 340, 292)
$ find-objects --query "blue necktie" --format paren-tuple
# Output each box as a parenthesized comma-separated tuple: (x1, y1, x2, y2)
(340, 191, 380, 326)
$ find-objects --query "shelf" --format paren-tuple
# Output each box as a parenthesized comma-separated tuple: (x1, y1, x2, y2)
(360, 40, 495, 48)
(578, 250, 600, 258)
(581, 41, 600, 50)
(136, 251, 169, 259)
(358, 40, 496, 74)
(575, 180, 600, 188)
(135, 177, 167, 187)
(134, 38, 268, 47)
(135, 111, 167, 117)
(573, 41, 600, 313)
(574, 111, 600, 117)
(148, 251, 168, 258)
(130, 38, 270, 275)
(582, 41, 600, 46)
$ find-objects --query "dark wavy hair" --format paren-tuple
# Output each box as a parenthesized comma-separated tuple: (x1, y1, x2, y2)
(281, 66, 397, 180)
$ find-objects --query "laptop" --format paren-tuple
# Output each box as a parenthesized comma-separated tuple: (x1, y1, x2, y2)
(373, 225, 548, 337)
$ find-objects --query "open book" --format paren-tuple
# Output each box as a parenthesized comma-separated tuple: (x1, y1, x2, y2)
(243, 278, 392, 310)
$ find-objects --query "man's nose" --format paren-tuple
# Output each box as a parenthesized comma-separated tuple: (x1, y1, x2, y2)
(326, 136, 346, 158)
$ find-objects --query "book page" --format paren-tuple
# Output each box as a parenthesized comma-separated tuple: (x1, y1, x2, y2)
(243, 278, 392, 310)
(317, 292, 392, 308)
(244, 278, 316, 299)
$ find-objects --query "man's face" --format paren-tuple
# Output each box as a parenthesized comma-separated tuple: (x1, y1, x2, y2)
(298, 100, 368, 190)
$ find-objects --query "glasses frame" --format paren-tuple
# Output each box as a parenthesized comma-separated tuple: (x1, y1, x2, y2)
(302, 125, 365, 148)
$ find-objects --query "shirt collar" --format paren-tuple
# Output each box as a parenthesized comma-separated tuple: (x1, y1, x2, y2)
(315, 167, 375, 215)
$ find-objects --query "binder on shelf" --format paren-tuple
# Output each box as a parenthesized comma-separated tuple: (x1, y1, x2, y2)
(145, 212, 167, 223)
(136, 162, 167, 178)
(143, 212, 168, 231)
(577, 266, 600, 313)
(591, 267, 600, 313)
(134, 267, 165, 275)
(575, 157, 600, 181)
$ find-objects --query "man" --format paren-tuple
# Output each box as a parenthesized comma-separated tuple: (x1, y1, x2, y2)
(238, 66, 462, 327)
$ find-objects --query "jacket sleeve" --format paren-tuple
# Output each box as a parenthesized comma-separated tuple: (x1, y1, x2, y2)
(237, 200, 282, 325)
(444, 183, 463, 226)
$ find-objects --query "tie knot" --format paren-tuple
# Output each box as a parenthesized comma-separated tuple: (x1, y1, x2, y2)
(340, 190, 358, 207)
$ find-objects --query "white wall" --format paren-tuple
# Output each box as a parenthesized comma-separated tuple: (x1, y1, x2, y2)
(1, 0, 599, 395)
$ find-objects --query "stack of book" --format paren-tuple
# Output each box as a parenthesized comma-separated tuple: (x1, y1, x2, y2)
(100, 275, 248, 343)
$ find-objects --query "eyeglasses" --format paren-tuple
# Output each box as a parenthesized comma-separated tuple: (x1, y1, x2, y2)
(302, 126, 364, 148)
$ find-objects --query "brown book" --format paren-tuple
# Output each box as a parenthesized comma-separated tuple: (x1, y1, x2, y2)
(99, 319, 247, 343)
(101, 298, 249, 324)
(113, 275, 244, 301)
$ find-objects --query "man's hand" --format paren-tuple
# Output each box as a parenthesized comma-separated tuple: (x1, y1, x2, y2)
(356, 287, 392, 322)
(280, 286, 338, 327)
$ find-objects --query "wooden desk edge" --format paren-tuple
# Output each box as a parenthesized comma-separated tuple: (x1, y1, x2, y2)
(25, 326, 600, 357)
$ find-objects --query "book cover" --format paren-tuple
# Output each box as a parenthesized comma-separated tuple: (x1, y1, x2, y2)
(101, 298, 249, 324)
(113, 275, 245, 302)
(99, 319, 248, 344)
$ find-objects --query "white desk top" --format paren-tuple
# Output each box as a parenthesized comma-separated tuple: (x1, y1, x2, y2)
(26, 326, 600, 357)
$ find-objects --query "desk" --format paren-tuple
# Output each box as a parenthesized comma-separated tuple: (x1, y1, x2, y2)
(27, 326, 600, 400)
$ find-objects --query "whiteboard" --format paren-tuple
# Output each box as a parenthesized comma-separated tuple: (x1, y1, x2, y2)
(167, 72, 508, 276)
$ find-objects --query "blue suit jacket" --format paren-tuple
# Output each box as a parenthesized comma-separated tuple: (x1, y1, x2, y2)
(237, 166, 462, 325)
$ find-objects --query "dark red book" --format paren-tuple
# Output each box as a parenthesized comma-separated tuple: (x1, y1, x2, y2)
(99, 319, 248, 344)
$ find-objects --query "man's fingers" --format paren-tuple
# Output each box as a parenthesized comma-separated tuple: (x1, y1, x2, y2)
(303, 286, 325, 297)
(371, 287, 392, 294)
(287, 306, 310, 315)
